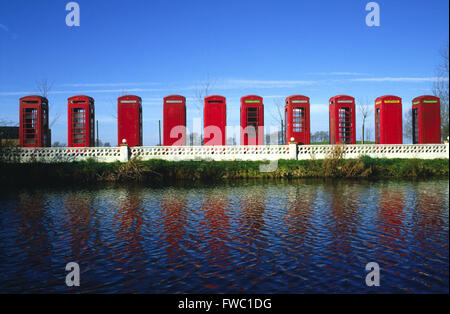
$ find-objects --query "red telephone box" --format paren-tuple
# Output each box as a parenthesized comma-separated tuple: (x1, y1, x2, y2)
(285, 95, 310, 145)
(163, 95, 186, 146)
(204, 95, 226, 145)
(19, 95, 50, 147)
(68, 95, 95, 147)
(412, 95, 441, 144)
(118, 95, 142, 147)
(375, 95, 403, 144)
(240, 95, 264, 145)
(329, 95, 356, 144)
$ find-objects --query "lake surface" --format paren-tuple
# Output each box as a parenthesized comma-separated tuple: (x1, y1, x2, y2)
(0, 179, 448, 293)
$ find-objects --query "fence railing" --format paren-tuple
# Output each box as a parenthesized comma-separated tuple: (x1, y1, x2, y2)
(297, 144, 449, 160)
(129, 145, 296, 161)
(0, 146, 124, 163)
(0, 143, 448, 163)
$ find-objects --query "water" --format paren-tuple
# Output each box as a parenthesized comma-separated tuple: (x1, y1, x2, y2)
(0, 179, 448, 293)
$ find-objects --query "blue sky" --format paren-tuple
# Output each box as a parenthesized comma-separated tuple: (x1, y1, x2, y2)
(0, 0, 448, 145)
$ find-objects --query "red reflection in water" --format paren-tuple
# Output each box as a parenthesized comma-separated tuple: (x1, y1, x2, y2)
(161, 191, 188, 264)
(237, 189, 267, 248)
(377, 188, 405, 238)
(375, 186, 406, 271)
(327, 184, 360, 254)
(323, 183, 361, 289)
(14, 193, 51, 271)
(413, 186, 446, 241)
(63, 194, 99, 262)
(409, 182, 448, 270)
(200, 191, 231, 270)
(112, 190, 145, 276)
(284, 186, 315, 247)
(230, 188, 267, 289)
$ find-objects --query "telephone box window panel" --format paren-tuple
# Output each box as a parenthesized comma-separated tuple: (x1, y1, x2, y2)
(374, 95, 403, 144)
(240, 95, 264, 145)
(204, 95, 226, 146)
(285, 95, 310, 145)
(163, 95, 186, 146)
(412, 95, 441, 144)
(68, 95, 95, 147)
(19, 95, 50, 147)
(329, 95, 356, 144)
(118, 95, 143, 147)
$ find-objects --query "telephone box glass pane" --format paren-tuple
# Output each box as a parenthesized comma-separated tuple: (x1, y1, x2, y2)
(247, 107, 258, 138)
(72, 108, 86, 145)
(293, 108, 304, 133)
(23, 108, 37, 144)
(412, 108, 419, 144)
(375, 108, 380, 144)
(338, 107, 352, 143)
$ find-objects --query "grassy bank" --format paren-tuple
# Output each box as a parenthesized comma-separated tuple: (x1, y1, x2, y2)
(0, 155, 448, 186)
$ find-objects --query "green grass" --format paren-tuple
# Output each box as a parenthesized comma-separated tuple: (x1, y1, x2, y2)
(0, 156, 448, 187)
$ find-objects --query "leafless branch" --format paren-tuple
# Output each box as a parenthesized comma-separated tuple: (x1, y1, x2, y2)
(267, 98, 286, 144)
(270, 98, 284, 123)
(50, 113, 61, 128)
(36, 78, 62, 130)
(433, 41, 449, 141)
(357, 97, 372, 143)
(36, 78, 54, 98)
(108, 90, 129, 119)
(110, 98, 118, 119)
(403, 109, 413, 143)
(358, 97, 371, 120)
(194, 75, 215, 115)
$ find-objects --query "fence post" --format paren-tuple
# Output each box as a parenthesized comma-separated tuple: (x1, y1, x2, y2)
(289, 143, 297, 160)
(119, 144, 129, 162)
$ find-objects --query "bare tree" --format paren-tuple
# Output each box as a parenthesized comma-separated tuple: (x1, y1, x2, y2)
(403, 109, 413, 143)
(49, 113, 61, 129)
(271, 98, 284, 121)
(36, 78, 54, 98)
(433, 42, 449, 141)
(357, 97, 372, 144)
(366, 125, 373, 143)
(270, 98, 285, 144)
(36, 78, 60, 135)
(194, 75, 215, 114)
(193, 75, 215, 145)
(109, 89, 128, 119)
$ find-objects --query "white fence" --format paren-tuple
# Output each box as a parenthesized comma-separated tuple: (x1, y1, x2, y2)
(129, 144, 296, 161)
(0, 143, 448, 163)
(297, 144, 449, 160)
(0, 146, 126, 163)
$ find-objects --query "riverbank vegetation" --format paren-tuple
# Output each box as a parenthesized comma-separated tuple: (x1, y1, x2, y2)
(0, 154, 448, 187)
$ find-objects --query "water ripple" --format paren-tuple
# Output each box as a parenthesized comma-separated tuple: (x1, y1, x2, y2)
(0, 179, 448, 293)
